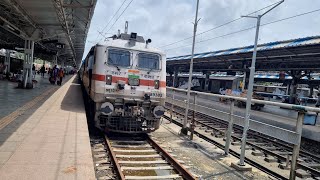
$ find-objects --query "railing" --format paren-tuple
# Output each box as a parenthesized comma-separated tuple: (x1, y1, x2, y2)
(166, 87, 320, 179)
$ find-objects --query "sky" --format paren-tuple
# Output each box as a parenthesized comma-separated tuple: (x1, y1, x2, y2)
(83, 0, 320, 59)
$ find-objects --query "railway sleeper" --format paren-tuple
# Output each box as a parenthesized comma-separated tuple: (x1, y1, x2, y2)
(125, 174, 182, 180)
(239, 145, 251, 150)
(264, 146, 280, 151)
(121, 166, 174, 170)
(295, 169, 312, 179)
(96, 165, 111, 171)
(231, 141, 241, 146)
(273, 151, 292, 155)
(252, 142, 266, 146)
(98, 176, 114, 180)
(210, 131, 223, 137)
(251, 150, 264, 156)
(96, 159, 110, 164)
(94, 154, 107, 158)
(302, 163, 320, 169)
(215, 134, 224, 138)
(278, 163, 291, 170)
(264, 156, 278, 163)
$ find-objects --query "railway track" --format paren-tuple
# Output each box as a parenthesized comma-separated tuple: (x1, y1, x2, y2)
(164, 102, 320, 180)
(93, 133, 196, 180)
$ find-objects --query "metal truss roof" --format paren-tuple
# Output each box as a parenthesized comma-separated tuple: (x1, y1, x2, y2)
(167, 36, 320, 72)
(0, 0, 97, 66)
(168, 36, 320, 61)
(175, 73, 320, 80)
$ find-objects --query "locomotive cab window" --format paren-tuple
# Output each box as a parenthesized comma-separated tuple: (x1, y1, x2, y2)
(137, 53, 160, 70)
(108, 49, 131, 67)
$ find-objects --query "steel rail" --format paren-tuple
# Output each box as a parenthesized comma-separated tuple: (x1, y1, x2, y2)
(192, 110, 320, 162)
(171, 102, 320, 163)
(104, 133, 196, 180)
(104, 135, 126, 180)
(146, 135, 196, 180)
(165, 104, 320, 178)
(162, 114, 287, 180)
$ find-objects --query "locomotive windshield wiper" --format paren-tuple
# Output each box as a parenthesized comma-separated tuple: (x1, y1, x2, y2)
(147, 68, 153, 74)
(147, 62, 157, 74)
(108, 57, 120, 71)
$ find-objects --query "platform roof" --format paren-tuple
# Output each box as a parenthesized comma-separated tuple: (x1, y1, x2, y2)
(167, 36, 320, 72)
(0, 0, 97, 67)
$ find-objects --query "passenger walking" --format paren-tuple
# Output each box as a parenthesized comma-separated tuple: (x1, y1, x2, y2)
(52, 65, 58, 84)
(315, 93, 320, 108)
(32, 64, 36, 78)
(0, 63, 3, 80)
(58, 68, 64, 86)
(87, 51, 94, 90)
(40, 65, 45, 77)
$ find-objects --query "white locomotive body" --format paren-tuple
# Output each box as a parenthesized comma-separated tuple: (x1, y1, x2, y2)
(80, 32, 166, 133)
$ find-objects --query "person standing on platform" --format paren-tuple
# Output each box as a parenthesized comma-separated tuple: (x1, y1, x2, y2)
(315, 93, 320, 108)
(87, 51, 94, 91)
(32, 64, 36, 78)
(40, 65, 45, 77)
(53, 65, 58, 84)
(58, 68, 64, 86)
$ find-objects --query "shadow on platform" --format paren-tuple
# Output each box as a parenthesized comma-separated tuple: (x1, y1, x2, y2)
(60, 77, 85, 113)
(0, 76, 74, 146)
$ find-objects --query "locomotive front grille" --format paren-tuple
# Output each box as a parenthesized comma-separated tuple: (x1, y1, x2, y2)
(99, 115, 160, 133)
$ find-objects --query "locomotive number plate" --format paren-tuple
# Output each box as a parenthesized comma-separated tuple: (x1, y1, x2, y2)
(150, 92, 162, 98)
(106, 88, 116, 93)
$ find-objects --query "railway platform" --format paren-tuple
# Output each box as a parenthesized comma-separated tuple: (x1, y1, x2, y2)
(170, 90, 320, 142)
(209, 100, 320, 142)
(0, 74, 57, 120)
(0, 76, 95, 180)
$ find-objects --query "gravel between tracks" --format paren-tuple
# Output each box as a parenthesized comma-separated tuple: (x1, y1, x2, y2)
(150, 118, 274, 180)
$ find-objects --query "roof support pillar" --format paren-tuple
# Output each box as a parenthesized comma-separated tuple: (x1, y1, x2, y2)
(173, 68, 179, 88)
(4, 50, 11, 74)
(22, 39, 34, 89)
(204, 71, 211, 92)
(54, 55, 58, 66)
(61, 58, 65, 68)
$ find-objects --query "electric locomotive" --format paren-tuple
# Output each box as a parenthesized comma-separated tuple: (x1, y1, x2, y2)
(80, 26, 166, 133)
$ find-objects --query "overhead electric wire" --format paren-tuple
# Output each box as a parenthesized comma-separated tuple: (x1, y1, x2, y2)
(99, 0, 134, 42)
(94, 0, 127, 42)
(164, 8, 320, 52)
(159, 0, 285, 48)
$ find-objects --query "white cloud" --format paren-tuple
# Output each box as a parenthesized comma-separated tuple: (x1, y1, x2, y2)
(83, 0, 320, 59)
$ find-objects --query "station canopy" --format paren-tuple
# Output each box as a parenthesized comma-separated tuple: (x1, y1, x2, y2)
(0, 0, 97, 67)
(167, 36, 320, 72)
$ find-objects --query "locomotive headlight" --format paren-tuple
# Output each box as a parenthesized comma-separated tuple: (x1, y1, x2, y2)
(101, 102, 114, 115)
(154, 80, 160, 89)
(153, 106, 165, 118)
(128, 77, 139, 86)
(106, 75, 112, 85)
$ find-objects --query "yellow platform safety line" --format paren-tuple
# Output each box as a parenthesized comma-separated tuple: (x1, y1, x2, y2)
(0, 86, 59, 130)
